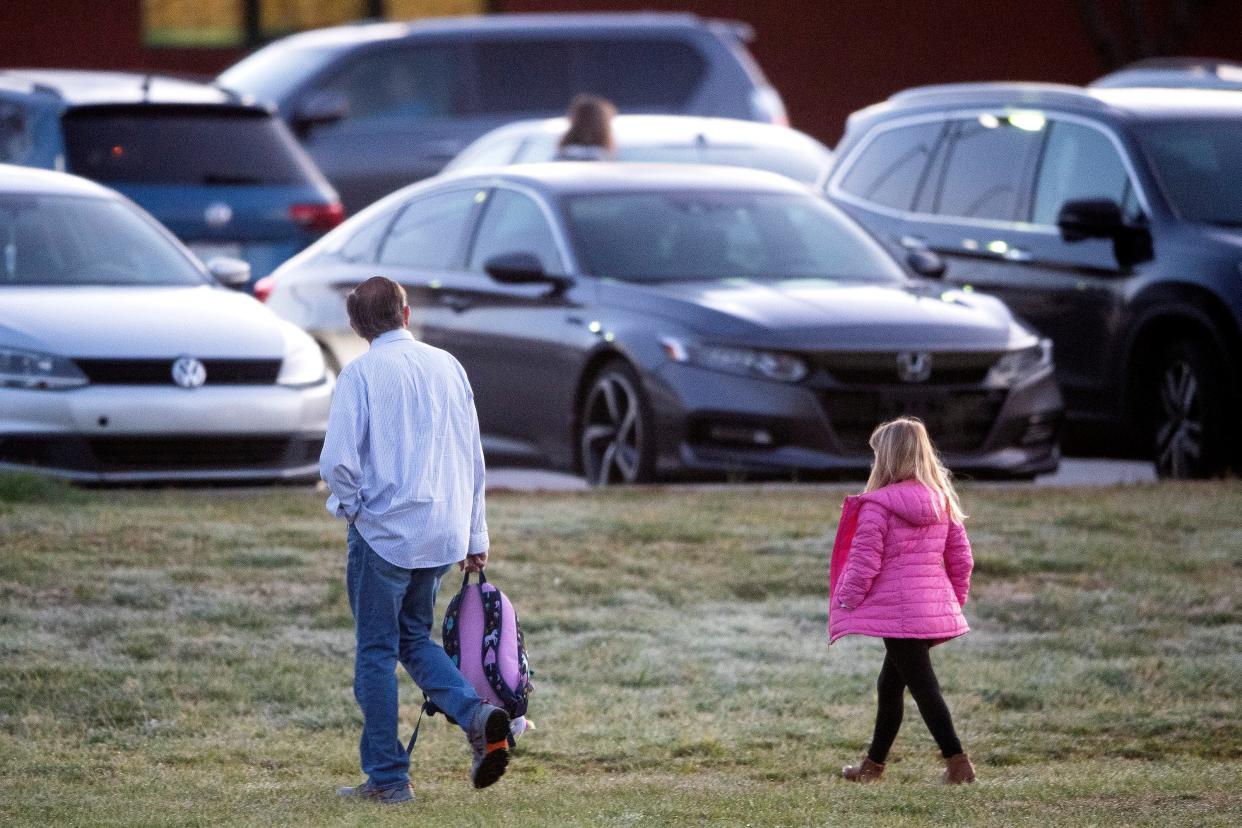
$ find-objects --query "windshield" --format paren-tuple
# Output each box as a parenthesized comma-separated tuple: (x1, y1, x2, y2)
(0, 194, 209, 286)
(63, 108, 315, 186)
(1140, 120, 1242, 225)
(217, 44, 341, 106)
(564, 191, 903, 283)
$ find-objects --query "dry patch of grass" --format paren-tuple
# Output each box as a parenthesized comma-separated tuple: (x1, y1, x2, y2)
(0, 477, 1239, 826)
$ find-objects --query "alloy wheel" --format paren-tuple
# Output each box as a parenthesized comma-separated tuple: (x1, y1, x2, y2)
(1155, 359, 1202, 479)
(580, 370, 647, 485)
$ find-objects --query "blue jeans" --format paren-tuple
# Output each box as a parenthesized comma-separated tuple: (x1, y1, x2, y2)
(346, 525, 482, 789)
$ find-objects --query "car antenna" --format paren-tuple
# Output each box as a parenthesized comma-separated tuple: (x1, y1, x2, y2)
(140, 74, 153, 102)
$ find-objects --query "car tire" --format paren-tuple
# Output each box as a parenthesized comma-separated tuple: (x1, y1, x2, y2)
(578, 360, 655, 486)
(1146, 339, 1229, 479)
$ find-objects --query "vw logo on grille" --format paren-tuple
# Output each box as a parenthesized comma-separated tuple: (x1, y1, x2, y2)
(896, 351, 933, 383)
(171, 356, 207, 389)
(204, 202, 233, 228)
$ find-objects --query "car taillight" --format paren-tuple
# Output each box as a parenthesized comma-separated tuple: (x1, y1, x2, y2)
(290, 202, 344, 234)
(253, 275, 276, 303)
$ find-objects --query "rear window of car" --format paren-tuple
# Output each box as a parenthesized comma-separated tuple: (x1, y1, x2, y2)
(472, 37, 707, 115)
(62, 107, 317, 186)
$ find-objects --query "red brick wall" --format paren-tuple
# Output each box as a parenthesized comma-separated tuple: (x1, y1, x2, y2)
(4, 1, 1242, 144)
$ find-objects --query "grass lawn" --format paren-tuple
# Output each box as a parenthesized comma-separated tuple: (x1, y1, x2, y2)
(1, 476, 1239, 826)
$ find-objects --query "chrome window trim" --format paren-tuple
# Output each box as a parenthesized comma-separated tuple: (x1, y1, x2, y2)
(827, 107, 1152, 235)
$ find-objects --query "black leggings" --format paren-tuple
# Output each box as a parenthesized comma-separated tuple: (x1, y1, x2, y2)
(867, 638, 963, 763)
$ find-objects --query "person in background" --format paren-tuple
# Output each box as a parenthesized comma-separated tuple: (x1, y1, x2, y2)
(555, 94, 617, 161)
(829, 417, 976, 785)
(320, 276, 511, 804)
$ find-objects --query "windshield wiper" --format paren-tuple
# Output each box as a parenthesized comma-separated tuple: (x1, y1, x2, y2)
(203, 173, 262, 185)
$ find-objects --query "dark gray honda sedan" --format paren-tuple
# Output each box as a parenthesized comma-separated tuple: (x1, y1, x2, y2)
(262, 163, 1062, 483)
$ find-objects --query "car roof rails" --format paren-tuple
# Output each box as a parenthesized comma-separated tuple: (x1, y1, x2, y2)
(888, 82, 1110, 113)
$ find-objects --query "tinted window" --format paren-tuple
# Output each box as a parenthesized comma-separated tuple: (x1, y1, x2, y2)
(317, 45, 466, 122)
(576, 39, 706, 109)
(1140, 119, 1242, 225)
(62, 108, 314, 185)
(0, 195, 207, 286)
(838, 121, 942, 210)
(378, 189, 479, 269)
(468, 189, 562, 273)
(474, 40, 573, 115)
(933, 117, 1043, 220)
(0, 99, 30, 164)
(1032, 121, 1135, 224)
(218, 44, 341, 106)
(565, 192, 903, 283)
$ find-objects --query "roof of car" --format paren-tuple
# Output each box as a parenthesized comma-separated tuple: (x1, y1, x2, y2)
(480, 114, 828, 148)
(263, 12, 738, 49)
(438, 161, 809, 196)
(851, 81, 1242, 130)
(0, 163, 115, 197)
(0, 70, 248, 107)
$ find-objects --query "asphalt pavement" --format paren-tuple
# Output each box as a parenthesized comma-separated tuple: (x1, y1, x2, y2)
(485, 458, 1158, 492)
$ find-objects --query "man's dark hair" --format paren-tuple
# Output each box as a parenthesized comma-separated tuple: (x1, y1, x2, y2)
(346, 276, 407, 341)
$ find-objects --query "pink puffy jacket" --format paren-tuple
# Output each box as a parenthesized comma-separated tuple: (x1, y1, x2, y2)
(829, 479, 972, 645)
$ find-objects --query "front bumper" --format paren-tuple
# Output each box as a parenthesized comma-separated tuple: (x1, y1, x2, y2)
(647, 362, 1063, 480)
(0, 380, 331, 482)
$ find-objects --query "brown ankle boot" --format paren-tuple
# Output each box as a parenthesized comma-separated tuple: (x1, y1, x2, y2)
(842, 757, 885, 782)
(942, 752, 976, 784)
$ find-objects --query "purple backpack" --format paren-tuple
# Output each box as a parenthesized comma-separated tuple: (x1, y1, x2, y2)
(413, 570, 532, 751)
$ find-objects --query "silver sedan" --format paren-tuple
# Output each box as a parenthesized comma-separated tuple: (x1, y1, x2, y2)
(0, 165, 331, 482)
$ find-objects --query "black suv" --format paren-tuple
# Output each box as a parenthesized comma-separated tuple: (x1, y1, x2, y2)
(824, 83, 1242, 478)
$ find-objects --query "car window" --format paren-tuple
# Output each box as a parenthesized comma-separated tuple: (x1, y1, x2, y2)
(338, 209, 395, 263)
(467, 189, 563, 274)
(0, 99, 31, 164)
(61, 108, 315, 185)
(837, 121, 942, 211)
(1139, 119, 1242, 226)
(932, 117, 1044, 221)
(575, 39, 707, 109)
(473, 40, 573, 115)
(317, 45, 465, 123)
(378, 188, 478, 269)
(0, 194, 207, 286)
(1032, 121, 1136, 225)
(564, 192, 904, 283)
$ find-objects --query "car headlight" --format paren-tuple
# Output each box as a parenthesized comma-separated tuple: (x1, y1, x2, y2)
(277, 339, 327, 387)
(988, 339, 1053, 386)
(0, 347, 88, 390)
(661, 337, 808, 383)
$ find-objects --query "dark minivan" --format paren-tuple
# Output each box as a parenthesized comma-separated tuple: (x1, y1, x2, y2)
(217, 13, 787, 212)
(824, 83, 1242, 478)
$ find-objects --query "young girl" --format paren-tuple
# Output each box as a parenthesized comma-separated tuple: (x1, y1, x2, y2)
(829, 417, 976, 784)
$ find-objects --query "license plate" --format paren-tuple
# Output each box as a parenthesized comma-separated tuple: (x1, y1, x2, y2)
(188, 242, 243, 263)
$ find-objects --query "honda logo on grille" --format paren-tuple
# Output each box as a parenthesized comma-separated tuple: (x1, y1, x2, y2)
(171, 356, 207, 389)
(896, 351, 933, 383)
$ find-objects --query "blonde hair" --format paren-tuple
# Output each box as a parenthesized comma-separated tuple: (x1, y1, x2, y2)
(864, 417, 966, 522)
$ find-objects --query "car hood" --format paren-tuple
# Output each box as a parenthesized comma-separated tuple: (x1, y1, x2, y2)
(0, 285, 293, 358)
(602, 277, 1030, 350)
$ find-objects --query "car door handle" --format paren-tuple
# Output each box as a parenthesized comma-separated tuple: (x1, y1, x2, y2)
(1002, 246, 1034, 262)
(438, 293, 472, 313)
(899, 235, 929, 250)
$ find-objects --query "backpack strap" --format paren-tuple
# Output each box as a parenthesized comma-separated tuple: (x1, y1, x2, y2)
(479, 586, 530, 718)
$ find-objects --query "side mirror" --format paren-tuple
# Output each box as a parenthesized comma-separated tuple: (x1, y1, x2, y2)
(1057, 198, 1124, 242)
(292, 91, 349, 134)
(206, 256, 252, 290)
(483, 252, 573, 291)
(906, 248, 946, 279)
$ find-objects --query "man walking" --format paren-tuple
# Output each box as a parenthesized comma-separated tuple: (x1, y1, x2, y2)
(320, 276, 510, 804)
